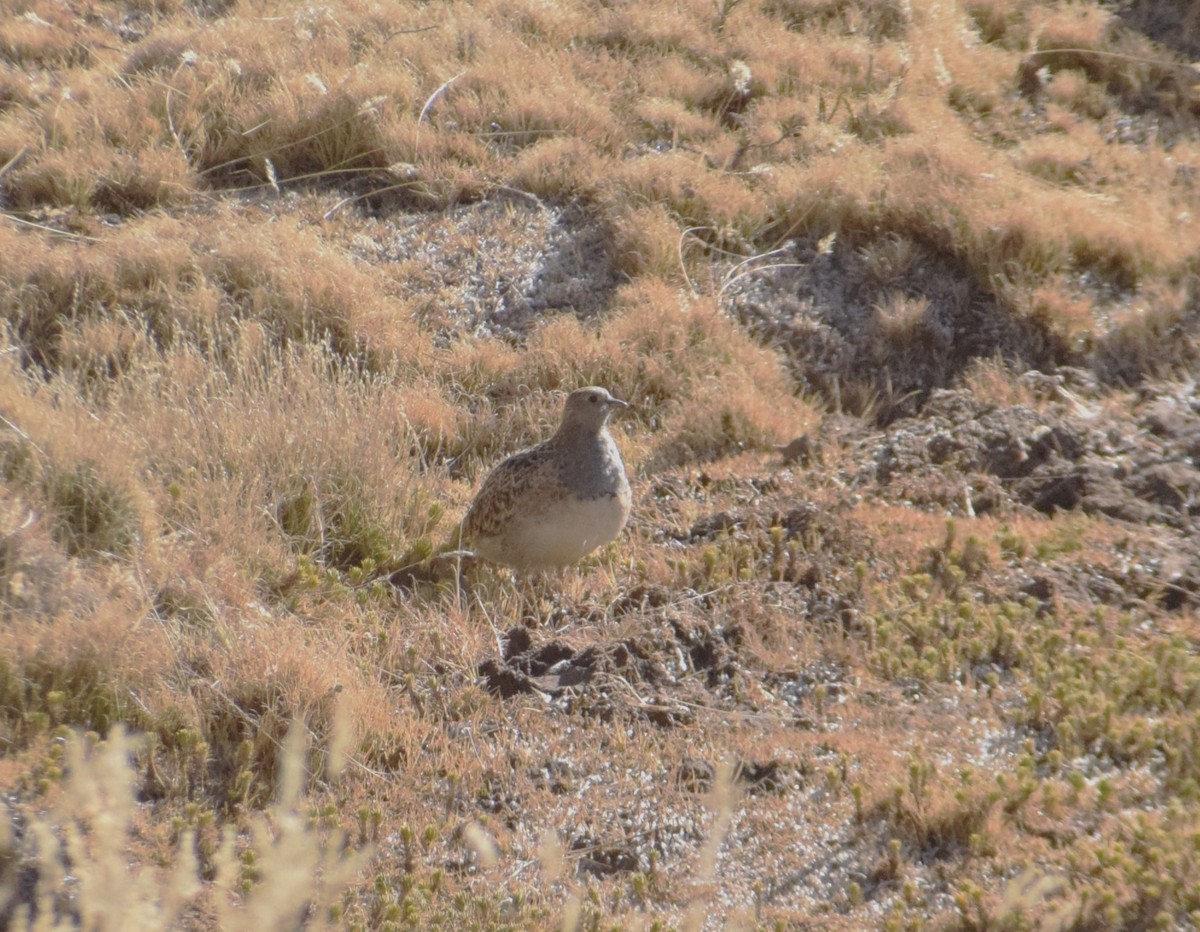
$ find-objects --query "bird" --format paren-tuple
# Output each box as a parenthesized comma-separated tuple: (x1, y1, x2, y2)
(459, 386, 632, 573)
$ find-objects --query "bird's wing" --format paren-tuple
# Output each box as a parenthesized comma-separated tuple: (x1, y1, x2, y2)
(461, 444, 562, 541)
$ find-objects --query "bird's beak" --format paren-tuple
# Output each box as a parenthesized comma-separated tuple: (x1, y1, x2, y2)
(609, 397, 630, 410)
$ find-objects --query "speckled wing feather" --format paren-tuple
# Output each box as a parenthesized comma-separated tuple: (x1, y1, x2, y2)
(461, 442, 565, 542)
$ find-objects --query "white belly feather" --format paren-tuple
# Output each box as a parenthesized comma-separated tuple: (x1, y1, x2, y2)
(474, 493, 630, 570)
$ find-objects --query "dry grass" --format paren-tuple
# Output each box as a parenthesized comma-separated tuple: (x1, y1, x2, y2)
(3, 0, 1200, 927)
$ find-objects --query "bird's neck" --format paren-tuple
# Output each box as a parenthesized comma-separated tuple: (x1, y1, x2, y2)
(553, 423, 608, 450)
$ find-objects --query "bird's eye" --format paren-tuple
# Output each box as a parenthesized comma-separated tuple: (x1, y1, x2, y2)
(589, 394, 599, 403)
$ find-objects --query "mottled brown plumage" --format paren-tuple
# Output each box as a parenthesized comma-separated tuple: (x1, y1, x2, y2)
(461, 387, 632, 572)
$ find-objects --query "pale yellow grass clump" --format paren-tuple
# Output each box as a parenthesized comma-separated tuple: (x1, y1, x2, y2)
(0, 207, 431, 376)
(2, 726, 367, 930)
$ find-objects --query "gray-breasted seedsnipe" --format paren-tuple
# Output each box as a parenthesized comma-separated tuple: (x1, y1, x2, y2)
(461, 387, 632, 572)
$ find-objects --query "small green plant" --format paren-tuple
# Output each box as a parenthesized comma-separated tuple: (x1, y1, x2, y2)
(275, 473, 404, 573)
(996, 524, 1028, 560)
(923, 519, 989, 594)
(43, 463, 138, 558)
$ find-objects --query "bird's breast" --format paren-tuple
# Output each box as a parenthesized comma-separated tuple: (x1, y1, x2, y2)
(502, 492, 631, 569)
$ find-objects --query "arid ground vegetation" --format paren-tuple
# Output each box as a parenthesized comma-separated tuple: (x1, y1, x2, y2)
(2, 0, 1200, 927)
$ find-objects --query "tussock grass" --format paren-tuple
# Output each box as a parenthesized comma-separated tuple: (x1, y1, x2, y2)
(3, 0, 1200, 926)
(0, 726, 366, 929)
(0, 208, 429, 377)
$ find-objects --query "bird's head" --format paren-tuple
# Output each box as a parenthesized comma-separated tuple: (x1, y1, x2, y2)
(561, 386, 629, 430)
